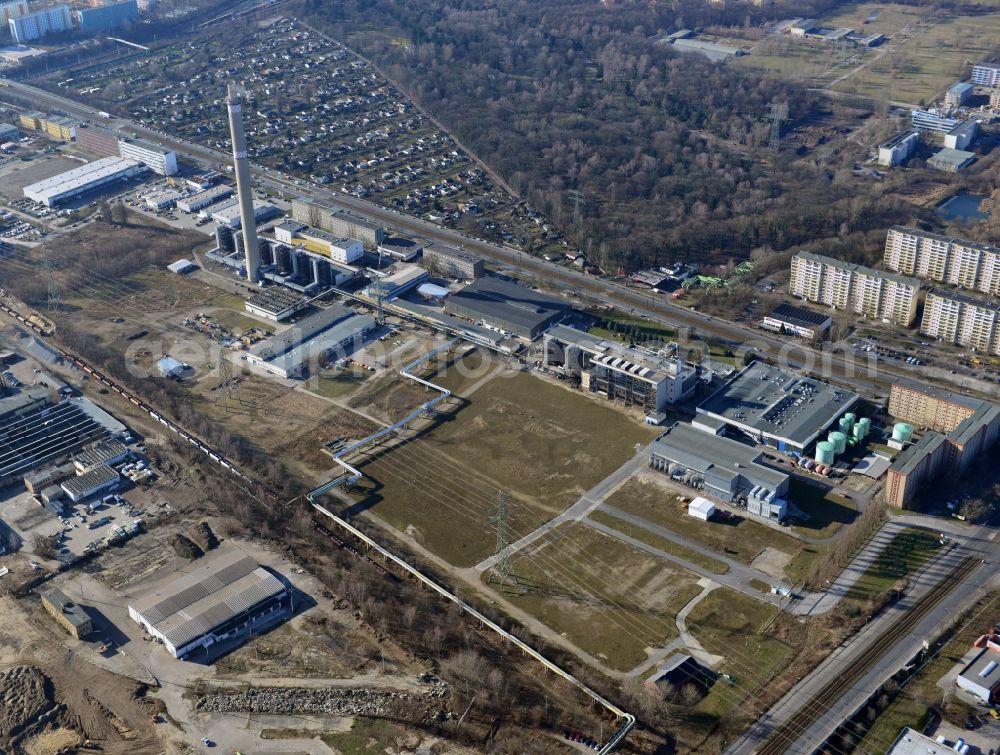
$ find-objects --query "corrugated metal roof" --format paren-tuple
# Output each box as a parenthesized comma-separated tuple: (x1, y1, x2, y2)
(131, 551, 286, 650)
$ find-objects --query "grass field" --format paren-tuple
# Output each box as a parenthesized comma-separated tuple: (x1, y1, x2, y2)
(833, 11, 1000, 102)
(588, 510, 729, 575)
(845, 527, 941, 602)
(788, 479, 857, 538)
(424, 373, 656, 510)
(311, 365, 373, 399)
(497, 523, 704, 671)
(684, 588, 792, 719)
(605, 477, 818, 582)
(356, 372, 655, 566)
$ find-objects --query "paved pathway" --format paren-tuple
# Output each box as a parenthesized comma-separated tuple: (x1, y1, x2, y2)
(473, 442, 652, 573)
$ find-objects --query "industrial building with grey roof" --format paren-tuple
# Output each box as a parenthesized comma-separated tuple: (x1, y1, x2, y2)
(650, 422, 788, 519)
(444, 276, 571, 340)
(128, 549, 290, 659)
(696, 362, 860, 453)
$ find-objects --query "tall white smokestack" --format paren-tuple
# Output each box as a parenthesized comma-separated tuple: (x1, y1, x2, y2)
(226, 83, 261, 283)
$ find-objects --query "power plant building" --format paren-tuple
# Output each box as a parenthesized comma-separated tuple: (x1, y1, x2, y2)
(127, 550, 291, 659)
(920, 288, 1000, 356)
(543, 324, 697, 412)
(273, 220, 363, 264)
(23, 157, 146, 207)
(650, 422, 789, 520)
(211, 200, 278, 229)
(290, 197, 384, 248)
(885, 380, 1000, 508)
(695, 361, 860, 454)
(884, 226, 1000, 296)
(117, 137, 177, 176)
(246, 304, 376, 379)
(444, 276, 570, 340)
(789, 251, 920, 326)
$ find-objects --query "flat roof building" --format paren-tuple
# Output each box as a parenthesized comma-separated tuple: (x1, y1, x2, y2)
(650, 422, 788, 519)
(76, 126, 121, 158)
(886, 380, 1000, 508)
(128, 549, 290, 659)
(911, 109, 960, 134)
(41, 588, 92, 639)
(971, 62, 1000, 87)
(920, 288, 1000, 356)
(877, 130, 919, 167)
(246, 305, 376, 379)
(23, 157, 146, 207)
(543, 324, 697, 411)
(378, 236, 423, 262)
(671, 38, 743, 62)
(943, 118, 979, 151)
(945, 81, 974, 108)
(928, 147, 975, 172)
(696, 362, 860, 453)
(423, 243, 484, 280)
(290, 197, 384, 248)
(212, 200, 278, 229)
(886, 728, 952, 755)
(364, 264, 428, 301)
(117, 137, 177, 176)
(60, 464, 120, 503)
(245, 288, 307, 322)
(177, 185, 233, 213)
(73, 438, 128, 474)
(789, 251, 920, 326)
(957, 647, 1000, 703)
(444, 276, 570, 340)
(884, 226, 1000, 296)
(761, 302, 832, 340)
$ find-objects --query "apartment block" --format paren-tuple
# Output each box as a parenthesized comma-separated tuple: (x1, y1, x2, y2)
(920, 289, 1000, 355)
(971, 62, 1000, 88)
(886, 380, 1000, 509)
(788, 252, 920, 326)
(9, 5, 71, 42)
(884, 226, 1000, 296)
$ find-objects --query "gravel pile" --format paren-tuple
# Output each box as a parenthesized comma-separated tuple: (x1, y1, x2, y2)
(197, 685, 449, 723)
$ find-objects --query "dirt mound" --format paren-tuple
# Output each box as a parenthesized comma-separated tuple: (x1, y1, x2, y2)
(169, 533, 203, 560)
(191, 521, 218, 552)
(0, 664, 57, 748)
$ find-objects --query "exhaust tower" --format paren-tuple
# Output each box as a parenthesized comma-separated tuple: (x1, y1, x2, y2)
(226, 83, 261, 283)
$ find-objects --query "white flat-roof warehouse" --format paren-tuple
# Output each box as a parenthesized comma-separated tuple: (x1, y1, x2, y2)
(128, 549, 290, 659)
(23, 156, 147, 207)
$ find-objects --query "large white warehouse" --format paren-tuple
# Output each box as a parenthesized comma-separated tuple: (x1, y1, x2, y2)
(128, 550, 290, 659)
(23, 157, 146, 207)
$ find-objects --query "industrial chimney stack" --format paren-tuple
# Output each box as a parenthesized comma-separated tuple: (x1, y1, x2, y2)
(226, 83, 261, 283)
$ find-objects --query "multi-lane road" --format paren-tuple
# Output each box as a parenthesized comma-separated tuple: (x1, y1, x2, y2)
(3, 78, 996, 400)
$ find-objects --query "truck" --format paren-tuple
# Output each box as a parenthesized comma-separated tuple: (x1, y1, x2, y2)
(98, 111, 111, 119)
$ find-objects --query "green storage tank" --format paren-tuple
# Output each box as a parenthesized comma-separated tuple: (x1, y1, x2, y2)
(815, 441, 835, 465)
(828, 430, 847, 455)
(892, 423, 913, 443)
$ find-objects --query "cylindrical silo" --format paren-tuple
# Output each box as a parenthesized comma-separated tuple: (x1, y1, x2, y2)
(892, 423, 913, 443)
(844, 412, 856, 427)
(858, 417, 871, 437)
(829, 430, 847, 455)
(852, 422, 866, 441)
(815, 441, 835, 465)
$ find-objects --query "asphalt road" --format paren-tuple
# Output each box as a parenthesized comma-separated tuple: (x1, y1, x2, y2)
(8, 79, 999, 401)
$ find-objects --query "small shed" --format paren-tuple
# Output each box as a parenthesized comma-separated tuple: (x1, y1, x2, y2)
(157, 356, 185, 378)
(688, 497, 715, 521)
(167, 258, 196, 274)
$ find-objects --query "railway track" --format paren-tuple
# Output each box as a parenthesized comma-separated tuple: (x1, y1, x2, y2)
(754, 554, 980, 755)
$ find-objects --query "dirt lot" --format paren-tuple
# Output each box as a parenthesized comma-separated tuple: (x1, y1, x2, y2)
(0, 153, 84, 198)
